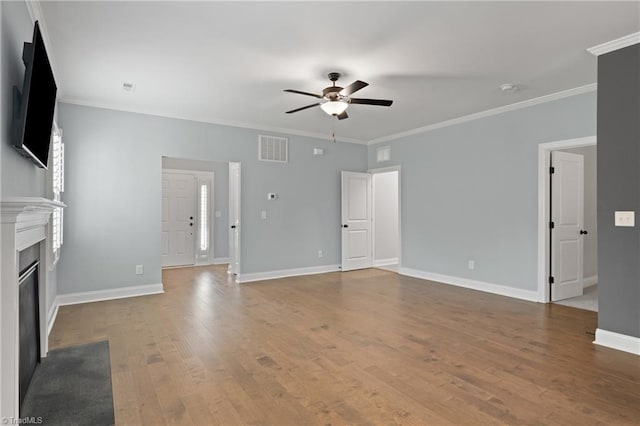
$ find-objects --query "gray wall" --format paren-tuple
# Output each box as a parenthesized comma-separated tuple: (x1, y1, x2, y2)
(1, 1, 46, 197)
(1, 1, 57, 312)
(369, 92, 597, 292)
(560, 145, 597, 280)
(57, 103, 367, 294)
(596, 44, 640, 339)
(162, 157, 229, 259)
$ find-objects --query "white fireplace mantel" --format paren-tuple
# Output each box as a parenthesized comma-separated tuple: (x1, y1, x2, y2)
(1, 197, 65, 419)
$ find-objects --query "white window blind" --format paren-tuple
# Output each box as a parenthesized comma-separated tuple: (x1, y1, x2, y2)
(51, 125, 64, 263)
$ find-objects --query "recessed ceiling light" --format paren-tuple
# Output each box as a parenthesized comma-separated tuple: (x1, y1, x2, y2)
(500, 83, 518, 93)
(121, 81, 136, 93)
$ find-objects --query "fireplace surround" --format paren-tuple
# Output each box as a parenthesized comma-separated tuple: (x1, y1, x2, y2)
(1, 197, 64, 420)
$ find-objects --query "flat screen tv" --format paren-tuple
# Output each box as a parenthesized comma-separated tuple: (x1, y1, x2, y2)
(13, 21, 57, 169)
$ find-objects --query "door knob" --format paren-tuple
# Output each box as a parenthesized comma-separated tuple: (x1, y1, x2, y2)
(231, 225, 236, 229)
(342, 224, 349, 228)
(580, 230, 588, 235)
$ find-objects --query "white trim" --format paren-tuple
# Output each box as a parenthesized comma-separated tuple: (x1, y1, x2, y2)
(367, 84, 597, 145)
(61, 83, 599, 148)
(46, 302, 59, 337)
(537, 136, 597, 303)
(55, 283, 164, 306)
(373, 258, 399, 267)
(213, 257, 230, 265)
(583, 275, 598, 288)
(594, 329, 640, 356)
(588, 33, 640, 56)
(399, 267, 539, 302)
(59, 99, 366, 145)
(237, 264, 340, 283)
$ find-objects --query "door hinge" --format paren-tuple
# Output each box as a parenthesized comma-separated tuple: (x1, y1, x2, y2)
(549, 166, 555, 174)
(549, 221, 555, 229)
(548, 276, 555, 284)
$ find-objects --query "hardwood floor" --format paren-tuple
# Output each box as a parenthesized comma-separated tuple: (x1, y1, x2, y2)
(49, 266, 640, 425)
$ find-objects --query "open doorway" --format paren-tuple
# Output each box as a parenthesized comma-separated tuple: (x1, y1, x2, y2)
(161, 157, 234, 269)
(537, 137, 597, 311)
(372, 167, 400, 272)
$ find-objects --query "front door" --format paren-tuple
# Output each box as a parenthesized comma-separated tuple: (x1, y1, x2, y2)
(341, 171, 373, 271)
(161, 172, 196, 267)
(551, 151, 585, 301)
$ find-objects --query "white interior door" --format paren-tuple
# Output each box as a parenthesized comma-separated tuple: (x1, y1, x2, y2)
(161, 173, 196, 267)
(341, 171, 373, 271)
(551, 151, 584, 301)
(228, 162, 241, 275)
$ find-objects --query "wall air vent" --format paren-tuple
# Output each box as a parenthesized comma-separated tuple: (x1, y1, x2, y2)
(259, 135, 288, 163)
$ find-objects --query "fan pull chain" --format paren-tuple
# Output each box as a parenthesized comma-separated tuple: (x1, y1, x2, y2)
(332, 122, 337, 143)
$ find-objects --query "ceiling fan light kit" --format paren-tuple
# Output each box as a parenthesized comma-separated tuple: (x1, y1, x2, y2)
(320, 100, 349, 116)
(284, 72, 393, 120)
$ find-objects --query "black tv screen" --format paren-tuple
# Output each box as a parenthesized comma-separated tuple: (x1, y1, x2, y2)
(13, 21, 57, 169)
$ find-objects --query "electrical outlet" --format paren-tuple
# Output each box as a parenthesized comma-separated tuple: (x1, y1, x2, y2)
(136, 265, 144, 275)
(318, 250, 323, 258)
(615, 211, 635, 227)
(468, 260, 475, 270)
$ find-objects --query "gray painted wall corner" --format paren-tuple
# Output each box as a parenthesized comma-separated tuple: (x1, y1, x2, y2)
(57, 103, 367, 294)
(368, 91, 597, 293)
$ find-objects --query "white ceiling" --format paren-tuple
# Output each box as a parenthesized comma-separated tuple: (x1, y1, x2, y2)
(39, 1, 639, 143)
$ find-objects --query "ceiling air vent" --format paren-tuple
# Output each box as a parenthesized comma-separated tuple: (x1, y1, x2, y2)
(259, 135, 288, 163)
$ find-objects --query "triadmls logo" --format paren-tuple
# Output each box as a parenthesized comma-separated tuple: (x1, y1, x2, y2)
(2, 417, 44, 425)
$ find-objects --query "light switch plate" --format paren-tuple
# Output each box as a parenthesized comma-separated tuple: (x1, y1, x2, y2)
(261, 210, 267, 220)
(615, 211, 635, 227)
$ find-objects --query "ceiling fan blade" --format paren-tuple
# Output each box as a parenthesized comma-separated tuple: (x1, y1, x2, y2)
(337, 111, 349, 120)
(284, 89, 322, 99)
(340, 80, 368, 96)
(285, 103, 320, 114)
(349, 98, 393, 107)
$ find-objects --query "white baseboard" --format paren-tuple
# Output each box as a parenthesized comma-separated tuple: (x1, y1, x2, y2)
(55, 283, 164, 307)
(594, 328, 640, 355)
(47, 303, 59, 336)
(213, 257, 230, 265)
(583, 275, 598, 288)
(399, 267, 539, 302)
(238, 264, 340, 283)
(373, 258, 399, 267)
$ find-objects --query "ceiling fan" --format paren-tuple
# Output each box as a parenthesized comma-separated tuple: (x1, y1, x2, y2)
(284, 72, 393, 120)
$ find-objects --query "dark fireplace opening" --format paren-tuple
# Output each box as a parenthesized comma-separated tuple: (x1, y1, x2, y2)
(18, 244, 41, 413)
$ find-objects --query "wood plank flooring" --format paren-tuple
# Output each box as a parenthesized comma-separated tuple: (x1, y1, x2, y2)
(49, 266, 640, 425)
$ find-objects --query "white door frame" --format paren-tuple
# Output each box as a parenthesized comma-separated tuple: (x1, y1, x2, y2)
(537, 136, 596, 303)
(228, 162, 241, 278)
(368, 165, 402, 269)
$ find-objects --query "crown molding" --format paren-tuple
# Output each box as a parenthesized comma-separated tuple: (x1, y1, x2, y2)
(367, 83, 597, 145)
(587, 32, 640, 56)
(59, 98, 367, 145)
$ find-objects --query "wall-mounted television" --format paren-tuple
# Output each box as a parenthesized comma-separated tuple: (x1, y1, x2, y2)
(13, 21, 57, 169)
